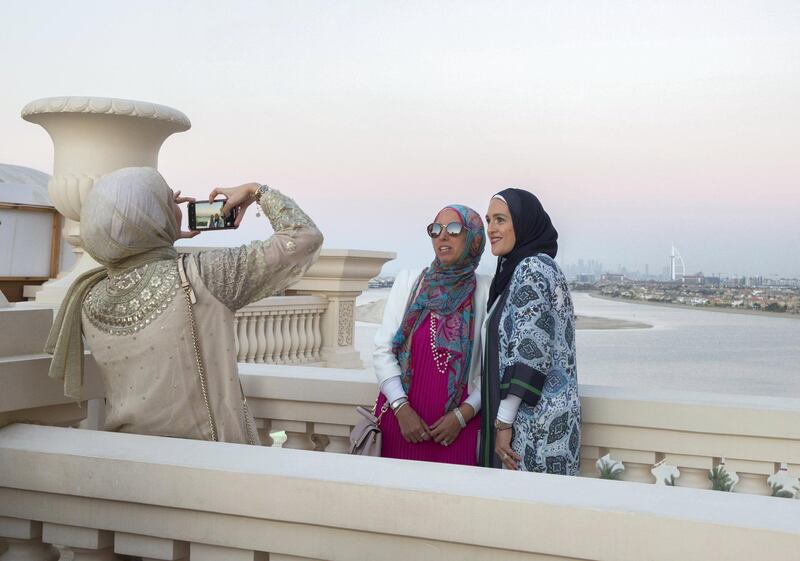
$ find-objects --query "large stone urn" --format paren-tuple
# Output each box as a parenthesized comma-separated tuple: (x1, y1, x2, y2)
(21, 96, 190, 304)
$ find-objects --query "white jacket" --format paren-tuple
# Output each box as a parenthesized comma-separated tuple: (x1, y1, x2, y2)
(373, 268, 492, 405)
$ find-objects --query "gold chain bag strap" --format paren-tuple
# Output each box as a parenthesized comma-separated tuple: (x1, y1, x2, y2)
(176, 255, 257, 445)
(177, 255, 218, 442)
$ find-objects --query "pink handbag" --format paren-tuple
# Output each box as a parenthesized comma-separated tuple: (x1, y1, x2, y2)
(349, 401, 389, 456)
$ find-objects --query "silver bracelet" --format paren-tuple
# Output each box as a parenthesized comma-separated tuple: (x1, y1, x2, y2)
(452, 407, 467, 428)
(390, 397, 408, 412)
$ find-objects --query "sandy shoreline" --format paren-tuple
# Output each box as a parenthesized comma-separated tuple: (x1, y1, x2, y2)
(356, 298, 652, 330)
(588, 292, 800, 320)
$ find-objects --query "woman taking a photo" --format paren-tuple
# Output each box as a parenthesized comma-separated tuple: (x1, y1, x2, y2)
(373, 205, 490, 464)
(46, 167, 323, 444)
(480, 188, 580, 474)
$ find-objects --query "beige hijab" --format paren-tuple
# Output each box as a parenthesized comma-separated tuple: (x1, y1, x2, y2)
(45, 167, 179, 400)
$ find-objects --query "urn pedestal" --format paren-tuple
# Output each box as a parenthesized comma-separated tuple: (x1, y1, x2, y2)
(21, 96, 190, 304)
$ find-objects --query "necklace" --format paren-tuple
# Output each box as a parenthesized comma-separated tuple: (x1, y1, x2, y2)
(429, 313, 452, 374)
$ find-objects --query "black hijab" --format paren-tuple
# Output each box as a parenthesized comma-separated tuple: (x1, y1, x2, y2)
(487, 188, 558, 308)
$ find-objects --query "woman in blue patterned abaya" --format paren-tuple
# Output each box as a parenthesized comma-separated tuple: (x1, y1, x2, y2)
(480, 188, 581, 474)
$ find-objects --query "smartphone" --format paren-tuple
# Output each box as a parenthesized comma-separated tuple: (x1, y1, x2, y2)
(188, 200, 238, 231)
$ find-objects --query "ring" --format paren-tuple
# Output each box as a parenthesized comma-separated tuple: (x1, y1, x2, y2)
(442, 440, 449, 446)
(501, 452, 509, 461)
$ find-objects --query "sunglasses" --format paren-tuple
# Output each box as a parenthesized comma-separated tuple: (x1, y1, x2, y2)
(427, 222, 465, 238)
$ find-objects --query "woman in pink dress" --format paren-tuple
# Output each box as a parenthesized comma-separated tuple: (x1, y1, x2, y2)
(372, 204, 489, 464)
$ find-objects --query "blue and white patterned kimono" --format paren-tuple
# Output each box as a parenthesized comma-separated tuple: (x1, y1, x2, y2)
(481, 253, 581, 474)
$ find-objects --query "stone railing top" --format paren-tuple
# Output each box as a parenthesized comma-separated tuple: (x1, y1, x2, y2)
(21, 96, 191, 131)
(1, 423, 797, 553)
(311, 249, 397, 259)
(239, 295, 327, 312)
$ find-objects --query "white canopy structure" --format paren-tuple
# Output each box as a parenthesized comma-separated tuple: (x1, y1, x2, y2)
(0, 163, 52, 206)
(0, 163, 75, 300)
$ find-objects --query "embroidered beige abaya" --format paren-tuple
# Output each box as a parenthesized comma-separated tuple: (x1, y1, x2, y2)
(49, 167, 323, 444)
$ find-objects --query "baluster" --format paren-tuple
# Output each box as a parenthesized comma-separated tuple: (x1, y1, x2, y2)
(280, 311, 292, 363)
(273, 314, 285, 364)
(237, 314, 249, 363)
(256, 418, 274, 447)
(245, 314, 258, 363)
(273, 420, 314, 450)
(233, 316, 240, 356)
(304, 311, 314, 361)
(0, 518, 58, 561)
(115, 532, 188, 560)
(289, 312, 300, 363)
(314, 423, 351, 453)
(264, 314, 276, 363)
(312, 311, 322, 360)
(254, 314, 267, 363)
(42, 523, 115, 561)
(296, 312, 308, 363)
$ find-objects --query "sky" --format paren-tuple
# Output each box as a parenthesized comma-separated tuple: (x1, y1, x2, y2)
(1, 1, 799, 277)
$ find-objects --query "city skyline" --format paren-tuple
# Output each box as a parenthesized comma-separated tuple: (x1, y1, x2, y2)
(2, 1, 798, 277)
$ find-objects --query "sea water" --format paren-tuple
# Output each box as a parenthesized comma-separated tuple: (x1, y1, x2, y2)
(356, 290, 800, 398)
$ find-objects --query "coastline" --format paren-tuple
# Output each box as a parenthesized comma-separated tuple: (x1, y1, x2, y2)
(356, 297, 652, 330)
(587, 292, 800, 320)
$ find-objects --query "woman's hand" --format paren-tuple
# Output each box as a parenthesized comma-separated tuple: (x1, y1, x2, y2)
(429, 404, 473, 446)
(173, 190, 200, 239)
(207, 182, 259, 227)
(395, 405, 431, 443)
(429, 412, 462, 446)
(495, 427, 522, 470)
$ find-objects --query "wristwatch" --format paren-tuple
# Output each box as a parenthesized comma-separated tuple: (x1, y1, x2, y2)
(253, 183, 270, 203)
(494, 419, 513, 431)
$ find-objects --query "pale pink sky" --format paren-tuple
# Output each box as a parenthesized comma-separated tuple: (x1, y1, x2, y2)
(2, 1, 798, 276)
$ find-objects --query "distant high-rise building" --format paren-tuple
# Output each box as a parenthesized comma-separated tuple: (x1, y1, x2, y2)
(670, 244, 686, 281)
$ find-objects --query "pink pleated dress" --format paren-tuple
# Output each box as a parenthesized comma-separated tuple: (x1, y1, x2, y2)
(376, 313, 481, 465)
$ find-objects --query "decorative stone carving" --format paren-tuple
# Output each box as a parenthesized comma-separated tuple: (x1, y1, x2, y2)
(651, 459, 680, 486)
(767, 463, 799, 498)
(20, 95, 190, 304)
(708, 459, 739, 492)
(22, 96, 191, 129)
(338, 300, 354, 346)
(596, 453, 625, 480)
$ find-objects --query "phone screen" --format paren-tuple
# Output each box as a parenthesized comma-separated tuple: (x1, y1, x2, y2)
(189, 200, 237, 231)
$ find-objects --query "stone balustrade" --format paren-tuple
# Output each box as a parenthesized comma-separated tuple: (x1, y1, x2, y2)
(234, 296, 328, 365)
(240, 366, 800, 498)
(1, 423, 798, 561)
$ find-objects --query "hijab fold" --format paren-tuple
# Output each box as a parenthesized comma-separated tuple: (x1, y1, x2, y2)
(487, 188, 558, 308)
(391, 205, 485, 413)
(45, 167, 179, 401)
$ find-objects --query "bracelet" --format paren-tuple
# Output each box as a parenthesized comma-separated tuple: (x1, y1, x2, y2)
(390, 396, 408, 411)
(253, 183, 270, 204)
(494, 419, 513, 431)
(452, 407, 467, 428)
(393, 401, 409, 414)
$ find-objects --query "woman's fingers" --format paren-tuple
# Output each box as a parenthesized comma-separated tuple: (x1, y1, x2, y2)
(495, 445, 519, 470)
(207, 187, 229, 203)
(178, 230, 201, 239)
(233, 204, 248, 227)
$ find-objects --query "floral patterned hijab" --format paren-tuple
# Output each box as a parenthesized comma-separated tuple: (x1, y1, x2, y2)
(391, 204, 485, 413)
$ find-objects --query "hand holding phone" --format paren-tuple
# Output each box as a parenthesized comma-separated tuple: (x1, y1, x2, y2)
(206, 183, 260, 228)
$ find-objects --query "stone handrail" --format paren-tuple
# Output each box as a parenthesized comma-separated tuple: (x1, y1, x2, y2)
(240, 366, 800, 497)
(234, 296, 328, 365)
(1, 423, 798, 561)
